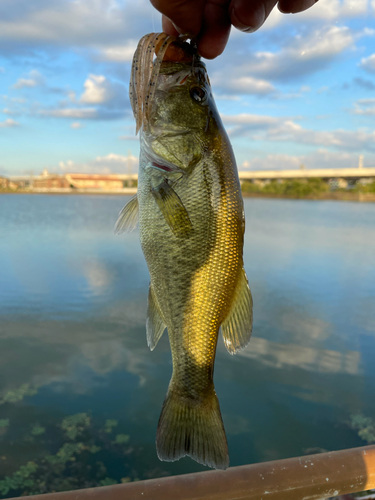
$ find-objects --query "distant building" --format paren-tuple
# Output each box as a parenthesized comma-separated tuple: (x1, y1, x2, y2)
(0, 176, 18, 190)
(0, 176, 9, 189)
(33, 172, 71, 189)
(65, 173, 124, 190)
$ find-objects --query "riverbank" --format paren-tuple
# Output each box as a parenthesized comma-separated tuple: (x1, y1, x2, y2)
(241, 191, 375, 202)
(2, 188, 375, 202)
(0, 187, 138, 195)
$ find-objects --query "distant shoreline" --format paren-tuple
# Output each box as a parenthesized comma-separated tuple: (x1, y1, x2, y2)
(0, 188, 138, 196)
(1, 189, 375, 202)
(241, 191, 375, 202)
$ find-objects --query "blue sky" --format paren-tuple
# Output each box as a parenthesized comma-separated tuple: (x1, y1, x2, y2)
(0, 0, 374, 175)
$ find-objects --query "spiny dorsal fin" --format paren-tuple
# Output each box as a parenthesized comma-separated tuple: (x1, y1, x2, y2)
(146, 284, 166, 351)
(114, 195, 139, 234)
(152, 180, 193, 238)
(221, 267, 253, 355)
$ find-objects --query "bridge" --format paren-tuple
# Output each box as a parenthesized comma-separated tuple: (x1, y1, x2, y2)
(8, 167, 375, 188)
(237, 167, 375, 181)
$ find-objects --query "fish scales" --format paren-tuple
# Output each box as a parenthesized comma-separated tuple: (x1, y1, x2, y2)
(116, 34, 253, 470)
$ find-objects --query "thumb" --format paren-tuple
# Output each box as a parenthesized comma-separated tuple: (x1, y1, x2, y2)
(150, 0, 206, 36)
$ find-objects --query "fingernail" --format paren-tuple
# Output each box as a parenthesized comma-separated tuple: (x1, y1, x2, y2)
(230, 6, 264, 33)
(242, 26, 257, 33)
(171, 21, 183, 34)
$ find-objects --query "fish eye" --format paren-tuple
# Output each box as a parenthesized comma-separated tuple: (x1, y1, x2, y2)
(190, 86, 206, 103)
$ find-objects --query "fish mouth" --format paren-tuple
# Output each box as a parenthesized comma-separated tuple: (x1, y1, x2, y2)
(148, 126, 191, 138)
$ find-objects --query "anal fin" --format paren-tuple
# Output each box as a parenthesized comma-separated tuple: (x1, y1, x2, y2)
(114, 195, 139, 234)
(146, 284, 166, 350)
(221, 267, 253, 355)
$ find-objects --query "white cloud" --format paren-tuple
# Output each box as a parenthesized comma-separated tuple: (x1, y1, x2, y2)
(58, 153, 139, 174)
(211, 75, 275, 95)
(100, 41, 138, 62)
(59, 159, 74, 170)
(222, 113, 375, 152)
(252, 26, 354, 80)
(357, 98, 375, 105)
(214, 94, 241, 101)
(12, 70, 44, 89)
(70, 122, 84, 129)
(79, 75, 129, 109)
(222, 113, 278, 130)
(263, 0, 370, 28)
(95, 153, 138, 172)
(216, 25, 360, 86)
(0, 0, 154, 52)
(119, 135, 139, 141)
(0, 67, 4, 73)
(80, 74, 118, 104)
(359, 53, 375, 73)
(80, 75, 107, 104)
(41, 108, 98, 119)
(0, 118, 19, 128)
(354, 108, 375, 115)
(38, 73, 129, 121)
(240, 149, 370, 170)
(352, 97, 375, 115)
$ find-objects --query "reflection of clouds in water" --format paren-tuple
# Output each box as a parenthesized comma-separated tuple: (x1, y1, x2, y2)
(356, 297, 375, 335)
(81, 340, 148, 385)
(223, 414, 251, 436)
(239, 337, 360, 375)
(278, 310, 331, 343)
(0, 294, 152, 395)
(81, 260, 113, 295)
(107, 297, 146, 327)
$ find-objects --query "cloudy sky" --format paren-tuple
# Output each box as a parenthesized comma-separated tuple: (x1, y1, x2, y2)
(0, 0, 374, 176)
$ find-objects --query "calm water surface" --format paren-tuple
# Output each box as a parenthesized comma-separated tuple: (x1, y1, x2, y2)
(0, 194, 374, 485)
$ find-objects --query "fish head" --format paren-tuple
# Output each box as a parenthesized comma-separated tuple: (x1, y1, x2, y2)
(142, 58, 221, 173)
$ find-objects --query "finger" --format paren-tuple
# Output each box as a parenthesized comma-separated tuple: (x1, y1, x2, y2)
(150, 0, 206, 36)
(229, 0, 279, 33)
(162, 16, 180, 36)
(198, 0, 231, 59)
(278, 0, 318, 14)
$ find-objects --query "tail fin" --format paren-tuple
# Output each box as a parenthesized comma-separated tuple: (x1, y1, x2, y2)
(156, 384, 229, 470)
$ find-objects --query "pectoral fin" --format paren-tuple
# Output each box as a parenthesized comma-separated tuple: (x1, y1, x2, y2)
(221, 267, 253, 355)
(146, 284, 166, 351)
(152, 180, 193, 238)
(114, 195, 139, 234)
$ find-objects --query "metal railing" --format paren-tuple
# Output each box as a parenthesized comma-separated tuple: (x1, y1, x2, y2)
(10, 445, 375, 500)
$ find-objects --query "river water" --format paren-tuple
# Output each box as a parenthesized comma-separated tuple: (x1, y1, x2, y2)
(0, 194, 374, 488)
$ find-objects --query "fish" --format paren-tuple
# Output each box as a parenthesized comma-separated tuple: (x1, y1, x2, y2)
(116, 33, 253, 470)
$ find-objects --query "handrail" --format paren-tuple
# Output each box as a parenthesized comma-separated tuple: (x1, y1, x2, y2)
(10, 445, 375, 500)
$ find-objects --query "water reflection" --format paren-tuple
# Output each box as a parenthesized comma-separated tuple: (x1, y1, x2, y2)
(238, 337, 360, 375)
(0, 194, 374, 487)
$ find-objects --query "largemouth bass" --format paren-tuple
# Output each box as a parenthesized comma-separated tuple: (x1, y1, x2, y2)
(116, 33, 253, 470)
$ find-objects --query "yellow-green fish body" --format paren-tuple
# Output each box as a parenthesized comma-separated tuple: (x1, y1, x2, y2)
(117, 36, 253, 470)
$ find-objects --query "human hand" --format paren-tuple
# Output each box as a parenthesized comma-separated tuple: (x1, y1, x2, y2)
(150, 0, 318, 59)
